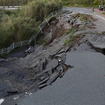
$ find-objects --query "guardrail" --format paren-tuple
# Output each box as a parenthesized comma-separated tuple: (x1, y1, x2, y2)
(0, 9, 65, 55)
(0, 6, 21, 10)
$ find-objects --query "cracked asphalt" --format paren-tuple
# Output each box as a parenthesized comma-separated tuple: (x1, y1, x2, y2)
(1, 7, 105, 105)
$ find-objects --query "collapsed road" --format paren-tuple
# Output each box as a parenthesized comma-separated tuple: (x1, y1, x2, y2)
(1, 7, 105, 105)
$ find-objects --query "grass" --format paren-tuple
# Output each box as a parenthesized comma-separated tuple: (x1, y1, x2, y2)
(64, 35, 74, 46)
(79, 14, 88, 23)
(37, 39, 46, 45)
(72, 13, 96, 24)
(64, 28, 77, 46)
(0, 0, 62, 49)
(62, 0, 101, 8)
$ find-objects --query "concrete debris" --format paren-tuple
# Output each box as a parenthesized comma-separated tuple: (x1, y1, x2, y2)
(25, 46, 34, 54)
(88, 35, 105, 49)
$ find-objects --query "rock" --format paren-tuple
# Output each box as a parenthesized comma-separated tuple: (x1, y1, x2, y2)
(25, 46, 34, 53)
(61, 53, 66, 63)
(76, 19, 82, 26)
(71, 19, 76, 25)
(53, 53, 66, 64)
(66, 14, 72, 18)
(56, 65, 63, 72)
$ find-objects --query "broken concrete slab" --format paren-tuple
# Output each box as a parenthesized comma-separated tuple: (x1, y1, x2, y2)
(88, 35, 105, 49)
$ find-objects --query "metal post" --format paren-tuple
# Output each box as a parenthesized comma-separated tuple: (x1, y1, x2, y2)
(8, 47, 9, 53)
(21, 41, 23, 47)
(13, 43, 14, 49)
(51, 12, 53, 16)
(39, 26, 43, 33)
(2, 49, 3, 54)
(45, 19, 50, 26)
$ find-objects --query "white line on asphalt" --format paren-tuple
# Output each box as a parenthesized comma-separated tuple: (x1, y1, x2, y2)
(0, 99, 4, 105)
(95, 14, 105, 21)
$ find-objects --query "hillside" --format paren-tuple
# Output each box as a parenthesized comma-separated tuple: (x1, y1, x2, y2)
(0, 0, 62, 49)
(0, 0, 104, 6)
(0, 0, 105, 49)
(62, 0, 105, 6)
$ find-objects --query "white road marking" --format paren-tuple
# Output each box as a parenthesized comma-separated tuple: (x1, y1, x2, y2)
(0, 99, 4, 105)
(95, 13, 105, 21)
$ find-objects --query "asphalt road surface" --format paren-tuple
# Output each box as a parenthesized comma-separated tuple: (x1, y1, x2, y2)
(2, 52, 105, 105)
(63, 7, 105, 32)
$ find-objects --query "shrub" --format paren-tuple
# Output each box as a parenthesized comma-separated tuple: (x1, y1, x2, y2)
(0, 0, 62, 48)
(22, 0, 62, 21)
(0, 14, 37, 48)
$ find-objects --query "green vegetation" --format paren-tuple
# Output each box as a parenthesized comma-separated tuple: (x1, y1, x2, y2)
(0, 0, 104, 49)
(0, 0, 32, 6)
(64, 35, 74, 46)
(72, 13, 96, 23)
(0, 0, 62, 49)
(64, 28, 77, 46)
(79, 14, 90, 23)
(61, 0, 105, 7)
(0, 0, 104, 7)
(37, 39, 47, 45)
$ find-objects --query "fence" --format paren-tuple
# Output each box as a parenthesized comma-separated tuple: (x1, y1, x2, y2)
(0, 9, 65, 55)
